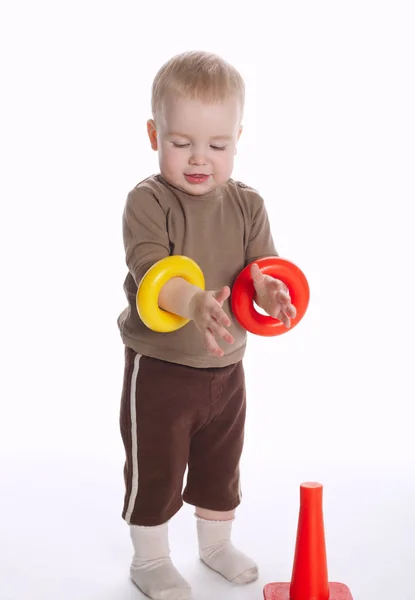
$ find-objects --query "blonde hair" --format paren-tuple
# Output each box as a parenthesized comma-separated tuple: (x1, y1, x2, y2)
(151, 50, 245, 120)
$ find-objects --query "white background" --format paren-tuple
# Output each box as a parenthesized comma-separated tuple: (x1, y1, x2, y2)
(1, 1, 414, 599)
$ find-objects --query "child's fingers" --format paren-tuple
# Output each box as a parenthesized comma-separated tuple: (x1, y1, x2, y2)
(268, 278, 286, 291)
(212, 304, 232, 328)
(213, 286, 231, 306)
(203, 329, 224, 357)
(276, 290, 291, 303)
(250, 263, 261, 279)
(286, 303, 297, 319)
(280, 312, 291, 328)
(210, 318, 235, 345)
(270, 299, 292, 327)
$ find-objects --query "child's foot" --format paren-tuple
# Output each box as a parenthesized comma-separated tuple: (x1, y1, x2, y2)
(130, 559, 192, 600)
(196, 516, 258, 584)
(130, 523, 192, 600)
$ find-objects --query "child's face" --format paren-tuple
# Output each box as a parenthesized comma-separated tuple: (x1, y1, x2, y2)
(148, 95, 242, 196)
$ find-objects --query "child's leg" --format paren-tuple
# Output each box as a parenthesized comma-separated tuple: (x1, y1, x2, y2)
(130, 522, 191, 600)
(120, 350, 209, 600)
(182, 361, 258, 584)
(195, 509, 258, 584)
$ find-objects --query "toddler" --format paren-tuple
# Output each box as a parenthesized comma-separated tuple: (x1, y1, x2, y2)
(118, 50, 296, 600)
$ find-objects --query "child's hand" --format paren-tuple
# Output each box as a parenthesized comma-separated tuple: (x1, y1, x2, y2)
(250, 263, 297, 328)
(189, 286, 235, 357)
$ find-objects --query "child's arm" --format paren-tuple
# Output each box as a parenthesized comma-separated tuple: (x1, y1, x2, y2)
(123, 189, 170, 286)
(123, 188, 234, 357)
(158, 277, 202, 320)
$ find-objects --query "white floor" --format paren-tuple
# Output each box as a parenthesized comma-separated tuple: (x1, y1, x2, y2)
(2, 456, 414, 600)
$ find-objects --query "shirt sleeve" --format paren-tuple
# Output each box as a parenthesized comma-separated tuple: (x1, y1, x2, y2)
(244, 192, 279, 266)
(122, 187, 170, 286)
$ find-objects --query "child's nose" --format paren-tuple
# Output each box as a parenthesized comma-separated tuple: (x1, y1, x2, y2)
(189, 151, 208, 165)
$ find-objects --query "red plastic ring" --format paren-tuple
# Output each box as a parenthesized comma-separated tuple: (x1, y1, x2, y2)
(231, 256, 310, 336)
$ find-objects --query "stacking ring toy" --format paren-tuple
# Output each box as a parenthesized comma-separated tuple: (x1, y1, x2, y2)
(137, 255, 205, 332)
(231, 256, 310, 336)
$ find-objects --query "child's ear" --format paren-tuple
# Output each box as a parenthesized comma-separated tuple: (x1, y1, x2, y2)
(147, 119, 158, 151)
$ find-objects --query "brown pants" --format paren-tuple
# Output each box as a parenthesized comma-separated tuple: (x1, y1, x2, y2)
(119, 348, 246, 526)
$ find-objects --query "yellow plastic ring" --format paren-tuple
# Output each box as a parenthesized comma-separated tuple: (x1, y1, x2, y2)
(136, 256, 205, 332)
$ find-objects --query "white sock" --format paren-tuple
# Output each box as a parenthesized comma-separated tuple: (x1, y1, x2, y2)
(129, 523, 192, 600)
(196, 516, 258, 584)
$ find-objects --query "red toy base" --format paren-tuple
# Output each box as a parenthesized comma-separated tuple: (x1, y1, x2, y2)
(263, 582, 353, 600)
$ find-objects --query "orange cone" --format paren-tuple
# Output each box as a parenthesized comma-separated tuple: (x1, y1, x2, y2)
(263, 482, 353, 600)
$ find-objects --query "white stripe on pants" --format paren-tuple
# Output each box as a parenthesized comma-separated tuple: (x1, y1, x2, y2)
(125, 353, 141, 523)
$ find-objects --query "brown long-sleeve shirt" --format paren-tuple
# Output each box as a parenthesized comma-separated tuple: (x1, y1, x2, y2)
(117, 174, 278, 367)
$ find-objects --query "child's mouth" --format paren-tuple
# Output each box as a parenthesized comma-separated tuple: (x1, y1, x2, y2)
(184, 174, 210, 184)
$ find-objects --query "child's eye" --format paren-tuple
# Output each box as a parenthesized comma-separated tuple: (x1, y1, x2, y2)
(172, 142, 189, 148)
(210, 145, 226, 151)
